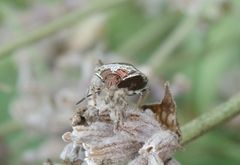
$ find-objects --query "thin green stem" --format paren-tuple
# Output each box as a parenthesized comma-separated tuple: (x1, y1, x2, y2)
(0, 0, 129, 59)
(147, 15, 198, 71)
(146, 0, 211, 71)
(181, 93, 240, 145)
(117, 15, 180, 58)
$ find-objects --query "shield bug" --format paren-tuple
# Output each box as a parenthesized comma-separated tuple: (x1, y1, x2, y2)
(76, 62, 149, 106)
(95, 63, 148, 91)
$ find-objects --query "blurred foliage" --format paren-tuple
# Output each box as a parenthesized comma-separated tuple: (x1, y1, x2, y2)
(0, 58, 17, 122)
(0, 0, 240, 165)
(176, 130, 240, 165)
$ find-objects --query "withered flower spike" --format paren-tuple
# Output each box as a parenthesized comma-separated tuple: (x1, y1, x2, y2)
(161, 82, 176, 111)
(141, 82, 181, 139)
(60, 63, 181, 165)
(161, 82, 181, 139)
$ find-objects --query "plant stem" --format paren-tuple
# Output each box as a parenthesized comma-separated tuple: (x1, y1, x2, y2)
(117, 15, 180, 58)
(0, 0, 129, 59)
(181, 93, 240, 145)
(147, 15, 198, 71)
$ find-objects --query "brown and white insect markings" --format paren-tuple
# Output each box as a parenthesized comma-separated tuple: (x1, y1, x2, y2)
(76, 62, 148, 106)
(95, 63, 148, 91)
(100, 69, 122, 88)
(115, 68, 128, 78)
(141, 83, 181, 138)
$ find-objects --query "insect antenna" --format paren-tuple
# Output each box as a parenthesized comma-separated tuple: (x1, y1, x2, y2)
(75, 93, 93, 105)
(75, 89, 101, 105)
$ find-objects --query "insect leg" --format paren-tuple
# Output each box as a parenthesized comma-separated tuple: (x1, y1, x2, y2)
(136, 87, 150, 107)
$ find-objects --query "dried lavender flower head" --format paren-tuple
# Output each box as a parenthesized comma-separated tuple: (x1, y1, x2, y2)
(60, 62, 181, 165)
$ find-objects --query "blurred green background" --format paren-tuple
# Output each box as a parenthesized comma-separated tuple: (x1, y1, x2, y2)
(0, 0, 240, 164)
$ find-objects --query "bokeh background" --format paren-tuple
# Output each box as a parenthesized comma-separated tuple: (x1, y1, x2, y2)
(0, 0, 240, 164)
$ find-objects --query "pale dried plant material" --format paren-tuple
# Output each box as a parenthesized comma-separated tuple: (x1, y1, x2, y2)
(23, 138, 66, 164)
(60, 63, 181, 165)
(19, 0, 87, 32)
(137, 0, 165, 16)
(169, 0, 229, 19)
(10, 24, 125, 163)
(67, 14, 107, 52)
(168, 0, 204, 15)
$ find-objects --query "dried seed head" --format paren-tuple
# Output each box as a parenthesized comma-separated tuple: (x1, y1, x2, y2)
(60, 63, 181, 165)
